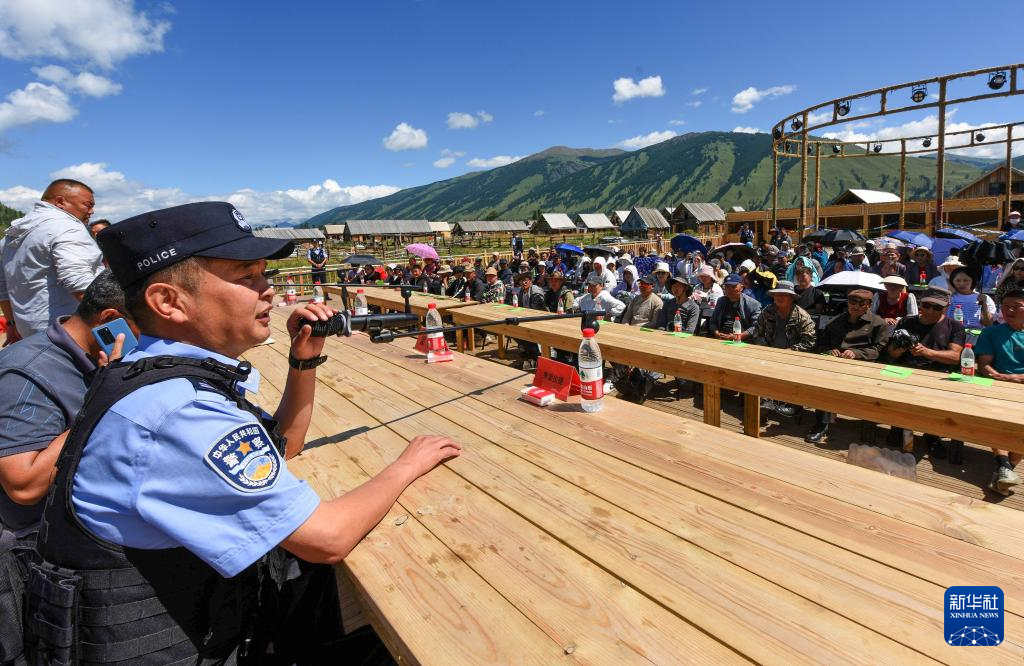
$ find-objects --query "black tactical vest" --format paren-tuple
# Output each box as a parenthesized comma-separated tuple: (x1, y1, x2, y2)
(24, 355, 289, 665)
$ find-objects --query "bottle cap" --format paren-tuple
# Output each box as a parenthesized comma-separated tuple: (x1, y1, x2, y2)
(965, 343, 972, 348)
(582, 328, 596, 338)
(357, 288, 364, 293)
(428, 302, 437, 309)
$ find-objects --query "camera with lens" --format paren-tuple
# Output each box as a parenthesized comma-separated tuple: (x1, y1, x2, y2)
(889, 328, 920, 350)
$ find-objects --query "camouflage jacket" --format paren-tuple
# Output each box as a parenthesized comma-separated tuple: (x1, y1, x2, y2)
(752, 303, 817, 352)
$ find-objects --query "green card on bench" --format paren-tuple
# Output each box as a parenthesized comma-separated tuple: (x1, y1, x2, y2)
(947, 373, 994, 387)
(880, 366, 913, 379)
(721, 340, 748, 347)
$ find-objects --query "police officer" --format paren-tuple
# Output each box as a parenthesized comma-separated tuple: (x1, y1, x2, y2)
(306, 239, 328, 286)
(25, 202, 461, 664)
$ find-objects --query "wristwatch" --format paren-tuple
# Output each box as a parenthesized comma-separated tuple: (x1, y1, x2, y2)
(288, 353, 327, 370)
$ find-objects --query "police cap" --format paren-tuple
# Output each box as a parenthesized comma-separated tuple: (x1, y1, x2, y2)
(97, 202, 294, 288)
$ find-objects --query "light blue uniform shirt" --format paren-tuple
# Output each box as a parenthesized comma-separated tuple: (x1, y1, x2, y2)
(72, 336, 321, 578)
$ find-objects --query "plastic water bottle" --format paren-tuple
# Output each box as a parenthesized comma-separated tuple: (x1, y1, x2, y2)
(422, 281, 428, 293)
(354, 288, 368, 316)
(424, 302, 444, 362)
(578, 328, 603, 412)
(312, 282, 324, 304)
(953, 305, 964, 324)
(512, 292, 519, 308)
(673, 309, 683, 332)
(732, 316, 742, 341)
(285, 276, 297, 305)
(557, 298, 565, 314)
(960, 343, 975, 377)
(463, 287, 471, 302)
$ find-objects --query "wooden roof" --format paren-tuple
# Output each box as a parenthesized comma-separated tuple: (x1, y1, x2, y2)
(952, 165, 1024, 198)
(575, 213, 615, 230)
(252, 227, 324, 240)
(345, 219, 433, 235)
(831, 189, 900, 205)
(672, 202, 726, 222)
(453, 220, 532, 233)
(623, 207, 670, 230)
(323, 224, 346, 235)
(429, 221, 453, 233)
(539, 213, 577, 230)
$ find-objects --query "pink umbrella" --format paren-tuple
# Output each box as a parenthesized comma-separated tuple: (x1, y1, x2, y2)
(405, 243, 439, 261)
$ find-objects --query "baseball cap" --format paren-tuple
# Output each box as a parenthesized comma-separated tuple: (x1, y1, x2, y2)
(638, 273, 656, 284)
(847, 288, 873, 300)
(97, 202, 293, 288)
(723, 273, 743, 286)
(484, 267, 498, 276)
(586, 273, 605, 285)
(920, 287, 951, 307)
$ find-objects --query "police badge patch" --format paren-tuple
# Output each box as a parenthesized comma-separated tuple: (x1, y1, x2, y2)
(232, 208, 251, 232)
(204, 423, 280, 492)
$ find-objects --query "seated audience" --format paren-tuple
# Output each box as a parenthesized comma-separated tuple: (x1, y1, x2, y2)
(793, 264, 827, 315)
(655, 277, 700, 333)
(751, 280, 816, 417)
(708, 274, 761, 341)
(947, 268, 995, 329)
(577, 274, 626, 319)
(875, 276, 918, 327)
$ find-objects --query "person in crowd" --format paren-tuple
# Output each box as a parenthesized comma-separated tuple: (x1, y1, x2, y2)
(386, 263, 404, 286)
(793, 264, 827, 315)
(655, 277, 700, 332)
(811, 242, 830, 271)
(739, 223, 754, 245)
(884, 288, 965, 456)
(446, 265, 468, 299)
(823, 245, 854, 276)
(0, 179, 104, 343)
(22, 202, 461, 663)
(650, 261, 672, 296)
(430, 265, 452, 295)
(534, 262, 549, 289)
(577, 273, 625, 319)
(908, 246, 940, 285)
(994, 258, 1024, 307)
(976, 288, 1024, 495)
(504, 272, 544, 370)
(0, 272, 135, 640)
(709, 257, 729, 283)
(88, 218, 111, 239)
(709, 274, 761, 341)
(786, 253, 821, 285)
(863, 239, 880, 266)
(751, 280, 816, 417)
(356, 263, 379, 285)
(543, 271, 574, 313)
(770, 251, 791, 282)
(928, 255, 964, 291)
(1001, 209, 1022, 232)
(614, 273, 664, 398)
(487, 252, 501, 269)
(481, 266, 505, 304)
(407, 263, 430, 292)
(307, 240, 328, 288)
(849, 246, 871, 272)
(511, 232, 524, 260)
(874, 244, 910, 282)
(693, 265, 723, 306)
(875, 276, 918, 327)
(805, 287, 892, 443)
(496, 258, 513, 286)
(549, 253, 567, 275)
(612, 264, 638, 305)
(947, 267, 995, 330)
(592, 256, 618, 291)
(464, 265, 485, 302)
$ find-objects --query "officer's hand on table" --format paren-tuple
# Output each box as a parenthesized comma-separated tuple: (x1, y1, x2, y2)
(394, 435, 462, 479)
(287, 303, 335, 360)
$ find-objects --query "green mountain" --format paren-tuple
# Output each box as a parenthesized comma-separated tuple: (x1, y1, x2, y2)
(0, 202, 24, 231)
(304, 132, 988, 225)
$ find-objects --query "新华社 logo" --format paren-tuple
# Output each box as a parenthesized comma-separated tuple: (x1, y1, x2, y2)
(944, 586, 1003, 646)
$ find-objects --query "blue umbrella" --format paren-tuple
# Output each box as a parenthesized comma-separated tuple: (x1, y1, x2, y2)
(935, 227, 980, 243)
(929, 238, 968, 265)
(554, 242, 584, 255)
(669, 234, 708, 255)
(999, 229, 1024, 242)
(886, 230, 933, 248)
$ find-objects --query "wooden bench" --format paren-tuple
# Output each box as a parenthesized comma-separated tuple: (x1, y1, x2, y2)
(235, 311, 1024, 664)
(448, 303, 1024, 452)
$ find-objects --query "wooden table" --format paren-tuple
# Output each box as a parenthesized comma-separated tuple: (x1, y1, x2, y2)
(240, 311, 1024, 664)
(449, 303, 1024, 451)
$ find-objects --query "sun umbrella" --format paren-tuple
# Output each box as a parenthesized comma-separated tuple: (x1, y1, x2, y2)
(819, 270, 884, 291)
(803, 229, 867, 247)
(405, 243, 439, 260)
(709, 242, 757, 264)
(935, 227, 980, 243)
(554, 242, 584, 255)
(929, 238, 968, 265)
(583, 245, 616, 258)
(999, 229, 1024, 242)
(669, 234, 708, 255)
(340, 254, 381, 265)
(885, 230, 933, 249)
(959, 240, 1015, 266)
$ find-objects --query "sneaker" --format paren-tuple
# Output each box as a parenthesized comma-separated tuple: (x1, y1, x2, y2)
(774, 402, 799, 418)
(989, 467, 1021, 496)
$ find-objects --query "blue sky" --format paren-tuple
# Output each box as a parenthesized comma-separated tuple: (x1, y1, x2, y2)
(1, 0, 1022, 223)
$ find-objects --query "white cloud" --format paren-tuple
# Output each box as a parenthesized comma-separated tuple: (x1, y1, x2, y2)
(691, 87, 708, 96)
(686, 100, 702, 108)
(0, 0, 171, 69)
(612, 75, 665, 103)
(433, 148, 465, 168)
(821, 110, 1023, 158)
(447, 110, 493, 129)
(382, 122, 428, 150)
(0, 82, 75, 132)
(618, 130, 677, 149)
(0, 162, 401, 225)
(32, 65, 122, 97)
(533, 109, 545, 117)
(668, 119, 686, 126)
(732, 126, 761, 134)
(731, 84, 796, 113)
(466, 155, 523, 168)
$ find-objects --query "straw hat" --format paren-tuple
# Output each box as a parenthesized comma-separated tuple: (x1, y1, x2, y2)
(939, 255, 964, 269)
(653, 261, 671, 274)
(880, 275, 908, 288)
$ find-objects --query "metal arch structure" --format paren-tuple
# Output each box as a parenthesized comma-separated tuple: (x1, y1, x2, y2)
(770, 64, 1024, 232)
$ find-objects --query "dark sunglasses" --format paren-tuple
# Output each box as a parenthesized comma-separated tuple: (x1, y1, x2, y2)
(920, 302, 945, 311)
(847, 297, 871, 306)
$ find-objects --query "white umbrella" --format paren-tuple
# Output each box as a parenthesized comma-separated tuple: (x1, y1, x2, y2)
(819, 270, 883, 290)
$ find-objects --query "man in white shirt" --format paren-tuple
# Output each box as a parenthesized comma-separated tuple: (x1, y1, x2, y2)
(0, 179, 104, 343)
(577, 274, 625, 319)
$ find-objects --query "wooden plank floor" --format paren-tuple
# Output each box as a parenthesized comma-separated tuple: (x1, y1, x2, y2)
(475, 338, 1024, 512)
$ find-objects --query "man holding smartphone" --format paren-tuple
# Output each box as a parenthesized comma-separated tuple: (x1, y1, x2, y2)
(25, 202, 461, 664)
(0, 270, 134, 663)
